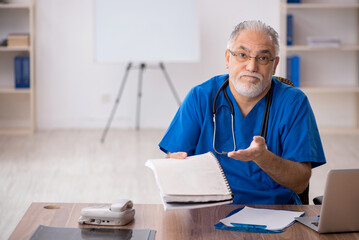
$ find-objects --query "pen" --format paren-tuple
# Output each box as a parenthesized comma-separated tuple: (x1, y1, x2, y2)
(231, 223, 267, 229)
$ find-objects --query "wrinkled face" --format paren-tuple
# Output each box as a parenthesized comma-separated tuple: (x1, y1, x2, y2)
(225, 29, 279, 98)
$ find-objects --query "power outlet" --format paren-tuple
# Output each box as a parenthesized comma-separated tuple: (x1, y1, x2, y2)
(101, 94, 111, 104)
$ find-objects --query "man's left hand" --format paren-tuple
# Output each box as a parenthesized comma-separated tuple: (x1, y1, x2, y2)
(228, 135, 311, 194)
(227, 136, 267, 162)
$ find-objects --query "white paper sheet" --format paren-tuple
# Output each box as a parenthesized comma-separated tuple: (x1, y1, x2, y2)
(220, 206, 304, 231)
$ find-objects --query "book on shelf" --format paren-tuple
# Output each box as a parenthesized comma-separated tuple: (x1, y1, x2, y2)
(287, 14, 293, 46)
(286, 55, 300, 87)
(22, 56, 30, 88)
(287, 0, 300, 3)
(306, 36, 341, 48)
(146, 152, 233, 210)
(7, 33, 30, 48)
(14, 56, 30, 89)
(14, 56, 22, 88)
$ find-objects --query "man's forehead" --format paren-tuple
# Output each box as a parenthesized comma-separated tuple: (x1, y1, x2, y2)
(232, 30, 275, 54)
(236, 45, 272, 55)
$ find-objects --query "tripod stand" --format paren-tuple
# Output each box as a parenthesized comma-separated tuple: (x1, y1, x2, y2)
(101, 62, 181, 143)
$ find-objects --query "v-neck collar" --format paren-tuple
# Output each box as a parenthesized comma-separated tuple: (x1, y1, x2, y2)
(225, 81, 268, 120)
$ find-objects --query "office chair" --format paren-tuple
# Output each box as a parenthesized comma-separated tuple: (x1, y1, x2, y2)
(313, 196, 323, 205)
(273, 76, 310, 205)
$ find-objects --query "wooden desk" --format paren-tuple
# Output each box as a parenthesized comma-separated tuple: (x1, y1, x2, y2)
(10, 203, 359, 240)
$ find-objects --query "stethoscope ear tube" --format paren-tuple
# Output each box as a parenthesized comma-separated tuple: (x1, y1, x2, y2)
(212, 78, 235, 155)
(213, 112, 236, 155)
(260, 87, 273, 139)
(212, 78, 233, 115)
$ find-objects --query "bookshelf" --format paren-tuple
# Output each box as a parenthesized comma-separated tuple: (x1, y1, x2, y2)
(280, 0, 359, 131)
(0, 0, 35, 134)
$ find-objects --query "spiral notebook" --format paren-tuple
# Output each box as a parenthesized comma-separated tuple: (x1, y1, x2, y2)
(146, 152, 233, 210)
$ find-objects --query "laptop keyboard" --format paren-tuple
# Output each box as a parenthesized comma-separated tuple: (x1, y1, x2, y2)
(311, 215, 320, 227)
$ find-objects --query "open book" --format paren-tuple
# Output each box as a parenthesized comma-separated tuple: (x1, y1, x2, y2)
(146, 152, 233, 210)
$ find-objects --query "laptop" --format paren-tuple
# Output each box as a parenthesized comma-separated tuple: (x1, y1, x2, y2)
(295, 169, 359, 233)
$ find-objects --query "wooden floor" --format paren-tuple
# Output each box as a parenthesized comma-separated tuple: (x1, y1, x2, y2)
(1, 129, 359, 239)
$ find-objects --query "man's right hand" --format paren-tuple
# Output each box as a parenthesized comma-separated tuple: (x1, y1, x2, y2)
(167, 152, 187, 159)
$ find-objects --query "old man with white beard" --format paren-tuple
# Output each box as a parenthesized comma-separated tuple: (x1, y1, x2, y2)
(158, 20, 326, 205)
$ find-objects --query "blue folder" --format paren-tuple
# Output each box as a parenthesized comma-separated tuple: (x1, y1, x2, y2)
(14, 56, 22, 88)
(22, 56, 30, 88)
(14, 56, 30, 88)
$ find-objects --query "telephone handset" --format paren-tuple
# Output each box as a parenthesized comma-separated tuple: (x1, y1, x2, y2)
(78, 199, 135, 226)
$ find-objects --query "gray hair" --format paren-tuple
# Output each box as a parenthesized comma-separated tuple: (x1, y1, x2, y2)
(227, 20, 279, 56)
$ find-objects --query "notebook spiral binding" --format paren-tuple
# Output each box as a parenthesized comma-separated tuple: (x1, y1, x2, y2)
(209, 151, 233, 198)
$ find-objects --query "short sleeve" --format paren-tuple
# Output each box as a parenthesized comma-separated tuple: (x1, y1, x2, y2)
(159, 88, 203, 155)
(279, 92, 326, 168)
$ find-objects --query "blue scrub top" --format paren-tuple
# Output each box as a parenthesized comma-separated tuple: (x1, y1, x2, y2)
(159, 74, 326, 205)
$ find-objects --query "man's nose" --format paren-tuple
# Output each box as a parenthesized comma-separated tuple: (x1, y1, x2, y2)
(245, 57, 258, 72)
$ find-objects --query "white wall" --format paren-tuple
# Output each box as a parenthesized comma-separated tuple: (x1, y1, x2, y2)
(35, 0, 280, 129)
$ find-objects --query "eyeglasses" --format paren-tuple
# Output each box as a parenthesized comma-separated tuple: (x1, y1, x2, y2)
(228, 49, 276, 65)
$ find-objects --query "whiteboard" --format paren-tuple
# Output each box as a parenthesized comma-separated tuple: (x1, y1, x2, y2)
(94, 0, 200, 63)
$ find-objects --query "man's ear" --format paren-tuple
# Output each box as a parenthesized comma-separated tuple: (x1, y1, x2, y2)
(225, 49, 230, 69)
(272, 57, 280, 75)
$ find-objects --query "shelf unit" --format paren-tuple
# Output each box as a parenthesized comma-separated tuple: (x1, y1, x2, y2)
(279, 0, 359, 131)
(0, 1, 35, 134)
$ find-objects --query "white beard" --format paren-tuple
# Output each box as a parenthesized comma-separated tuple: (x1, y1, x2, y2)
(230, 72, 270, 98)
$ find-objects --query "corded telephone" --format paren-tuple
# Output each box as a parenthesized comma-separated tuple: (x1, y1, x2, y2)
(78, 199, 135, 226)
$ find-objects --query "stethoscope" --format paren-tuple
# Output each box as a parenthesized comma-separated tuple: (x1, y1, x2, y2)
(212, 77, 273, 155)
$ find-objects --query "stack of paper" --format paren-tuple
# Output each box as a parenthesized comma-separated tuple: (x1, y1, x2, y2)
(306, 37, 340, 48)
(215, 206, 304, 233)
